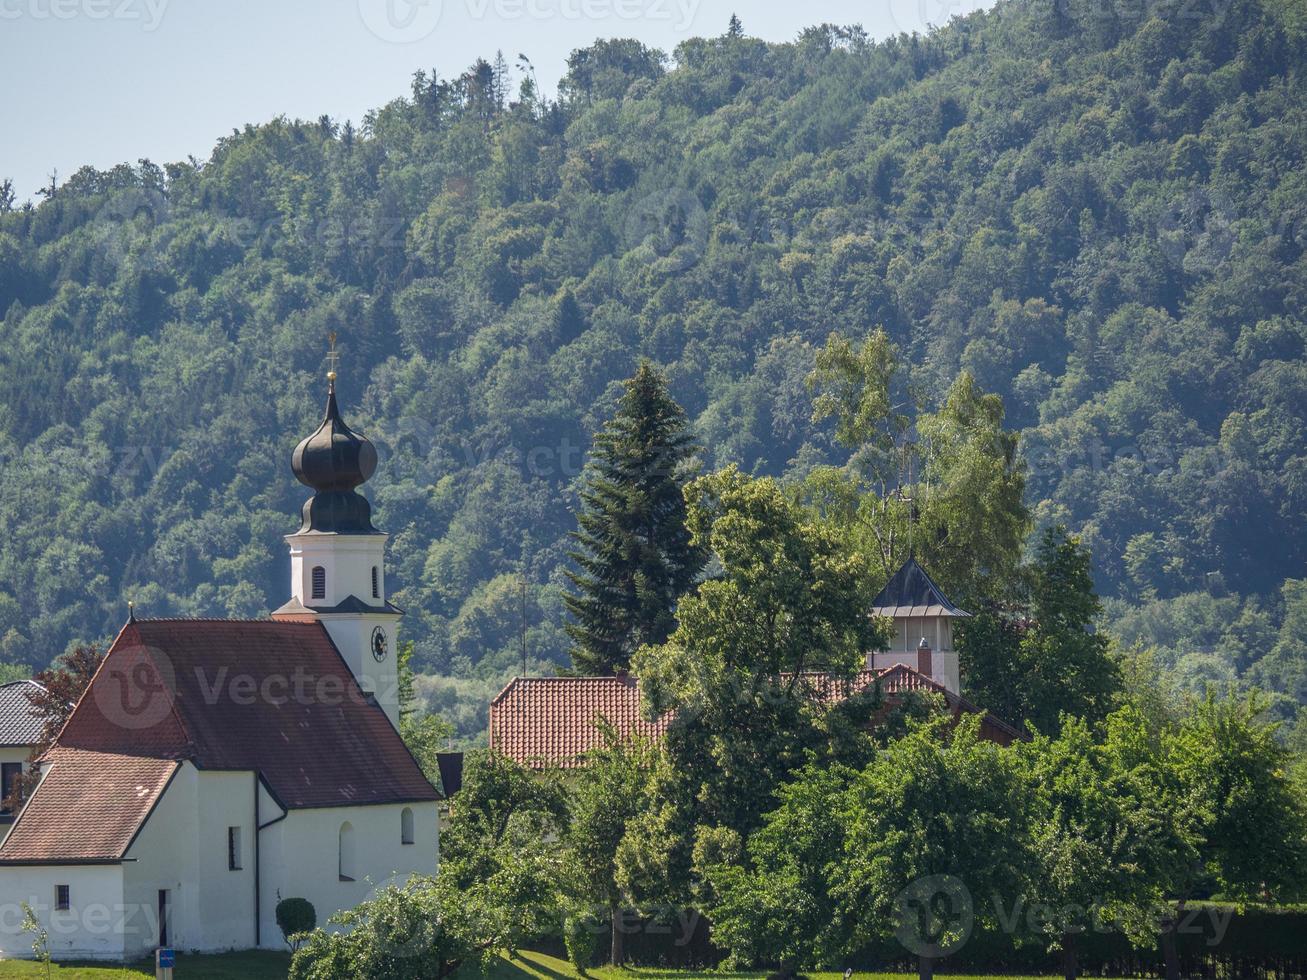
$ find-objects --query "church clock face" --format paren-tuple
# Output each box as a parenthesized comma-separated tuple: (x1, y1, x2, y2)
(371, 626, 388, 662)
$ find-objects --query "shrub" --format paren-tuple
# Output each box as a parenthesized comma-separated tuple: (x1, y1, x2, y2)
(277, 897, 317, 951)
(564, 914, 598, 974)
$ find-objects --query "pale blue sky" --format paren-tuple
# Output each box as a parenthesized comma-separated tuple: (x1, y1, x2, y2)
(1, 0, 989, 203)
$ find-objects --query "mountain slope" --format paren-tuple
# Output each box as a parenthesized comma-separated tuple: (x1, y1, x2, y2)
(0, 0, 1303, 709)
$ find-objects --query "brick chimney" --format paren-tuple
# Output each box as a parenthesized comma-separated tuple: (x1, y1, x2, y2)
(917, 637, 932, 678)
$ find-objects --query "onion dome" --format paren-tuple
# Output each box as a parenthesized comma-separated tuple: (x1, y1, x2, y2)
(291, 380, 379, 534)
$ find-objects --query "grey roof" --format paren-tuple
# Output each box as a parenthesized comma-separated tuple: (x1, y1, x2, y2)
(0, 680, 45, 747)
(871, 557, 970, 619)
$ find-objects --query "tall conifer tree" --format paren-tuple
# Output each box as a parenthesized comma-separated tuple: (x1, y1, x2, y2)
(565, 362, 703, 674)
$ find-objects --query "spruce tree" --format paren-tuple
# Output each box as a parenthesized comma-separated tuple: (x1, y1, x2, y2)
(565, 362, 704, 674)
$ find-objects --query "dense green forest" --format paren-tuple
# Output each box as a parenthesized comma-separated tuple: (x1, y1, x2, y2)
(0, 0, 1304, 736)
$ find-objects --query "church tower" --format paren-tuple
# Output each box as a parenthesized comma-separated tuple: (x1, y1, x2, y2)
(867, 557, 970, 695)
(272, 349, 402, 728)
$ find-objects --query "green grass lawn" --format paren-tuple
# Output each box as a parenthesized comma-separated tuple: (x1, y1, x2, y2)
(0, 949, 289, 979)
(0, 947, 1129, 980)
(489, 950, 1131, 980)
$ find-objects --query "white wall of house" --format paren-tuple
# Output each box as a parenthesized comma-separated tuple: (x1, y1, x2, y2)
(0, 864, 127, 960)
(0, 747, 31, 767)
(0, 773, 438, 960)
(255, 800, 439, 949)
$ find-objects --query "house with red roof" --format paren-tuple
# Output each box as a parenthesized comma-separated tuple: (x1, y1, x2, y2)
(489, 561, 1021, 770)
(0, 370, 440, 961)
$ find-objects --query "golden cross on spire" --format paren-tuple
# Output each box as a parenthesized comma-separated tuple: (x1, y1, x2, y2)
(326, 331, 339, 390)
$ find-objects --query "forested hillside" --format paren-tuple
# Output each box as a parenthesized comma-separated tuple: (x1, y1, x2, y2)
(1, 0, 1304, 728)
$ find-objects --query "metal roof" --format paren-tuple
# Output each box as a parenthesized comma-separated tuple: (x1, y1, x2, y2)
(870, 557, 970, 618)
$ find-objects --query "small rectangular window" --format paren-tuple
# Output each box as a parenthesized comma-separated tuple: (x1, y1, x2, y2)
(371, 566, 379, 599)
(55, 885, 70, 911)
(311, 566, 326, 600)
(0, 762, 21, 815)
(228, 826, 242, 870)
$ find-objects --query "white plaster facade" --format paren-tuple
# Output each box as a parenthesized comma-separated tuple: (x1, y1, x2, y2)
(0, 763, 439, 960)
(285, 530, 402, 728)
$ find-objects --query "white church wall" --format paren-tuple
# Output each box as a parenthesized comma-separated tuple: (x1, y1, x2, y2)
(255, 801, 439, 949)
(0, 864, 126, 960)
(287, 533, 387, 609)
(121, 762, 199, 959)
(193, 770, 257, 951)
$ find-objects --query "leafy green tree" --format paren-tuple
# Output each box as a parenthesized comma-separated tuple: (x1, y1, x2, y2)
(565, 724, 652, 965)
(704, 762, 853, 973)
(1159, 693, 1307, 977)
(832, 713, 1033, 980)
(621, 466, 887, 907)
(1018, 715, 1177, 980)
(288, 877, 490, 980)
(712, 712, 1030, 980)
(961, 526, 1119, 733)
(805, 331, 1027, 604)
(566, 362, 705, 675)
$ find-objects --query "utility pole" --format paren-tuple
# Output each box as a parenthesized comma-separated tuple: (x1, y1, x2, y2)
(520, 572, 528, 678)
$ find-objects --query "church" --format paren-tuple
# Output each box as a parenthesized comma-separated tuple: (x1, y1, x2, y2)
(0, 369, 440, 960)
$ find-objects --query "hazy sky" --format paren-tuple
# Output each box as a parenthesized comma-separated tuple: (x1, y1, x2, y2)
(1, 0, 990, 203)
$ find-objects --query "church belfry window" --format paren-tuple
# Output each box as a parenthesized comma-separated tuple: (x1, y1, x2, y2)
(311, 566, 326, 600)
(371, 566, 379, 599)
(401, 807, 414, 845)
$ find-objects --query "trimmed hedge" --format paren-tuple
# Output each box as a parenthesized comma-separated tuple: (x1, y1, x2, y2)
(552, 904, 1307, 977)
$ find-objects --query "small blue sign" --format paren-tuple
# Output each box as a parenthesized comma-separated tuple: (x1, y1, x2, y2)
(157, 948, 175, 968)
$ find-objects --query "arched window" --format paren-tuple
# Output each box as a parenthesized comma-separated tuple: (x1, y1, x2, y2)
(371, 566, 380, 599)
(401, 807, 414, 845)
(338, 821, 356, 881)
(311, 566, 326, 600)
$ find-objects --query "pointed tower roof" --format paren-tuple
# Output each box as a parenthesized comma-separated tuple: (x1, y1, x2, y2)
(871, 557, 970, 618)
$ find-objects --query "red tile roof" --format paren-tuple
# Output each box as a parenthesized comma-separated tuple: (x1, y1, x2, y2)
(490, 666, 1021, 768)
(48, 619, 439, 809)
(0, 746, 177, 863)
(489, 675, 672, 769)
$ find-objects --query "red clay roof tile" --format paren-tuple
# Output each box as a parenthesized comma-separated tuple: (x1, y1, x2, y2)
(53, 619, 438, 809)
(489, 666, 1021, 768)
(0, 747, 177, 863)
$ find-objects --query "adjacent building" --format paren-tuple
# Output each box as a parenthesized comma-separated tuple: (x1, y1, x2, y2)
(0, 680, 44, 842)
(489, 563, 1019, 770)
